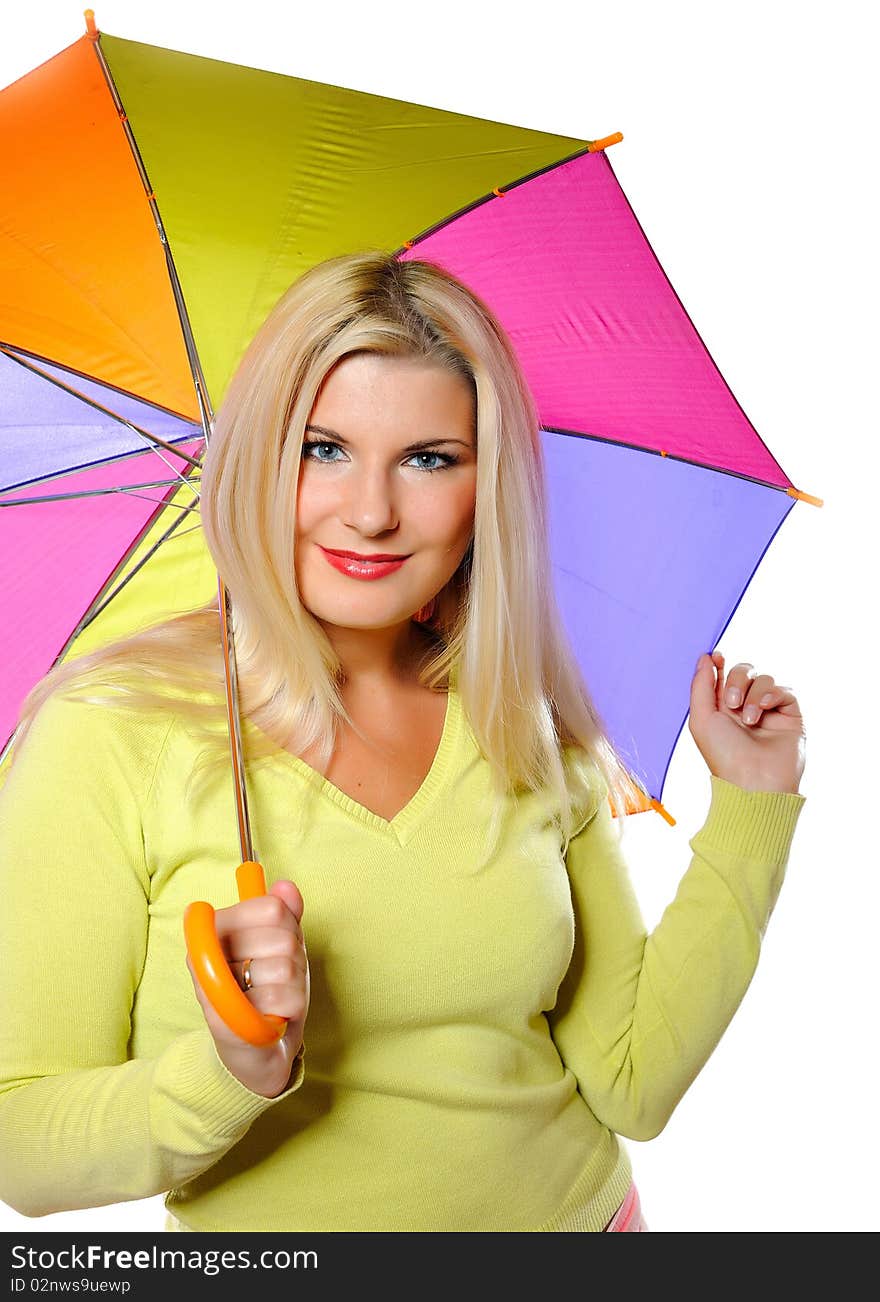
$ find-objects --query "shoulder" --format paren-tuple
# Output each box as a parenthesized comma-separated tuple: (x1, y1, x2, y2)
(2, 688, 177, 806)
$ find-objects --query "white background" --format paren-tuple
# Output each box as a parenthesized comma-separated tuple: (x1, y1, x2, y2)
(1, 0, 876, 1234)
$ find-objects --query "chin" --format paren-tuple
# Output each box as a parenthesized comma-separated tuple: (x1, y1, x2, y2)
(307, 605, 412, 630)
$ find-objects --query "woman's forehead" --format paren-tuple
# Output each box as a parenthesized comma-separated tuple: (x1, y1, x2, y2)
(311, 355, 475, 437)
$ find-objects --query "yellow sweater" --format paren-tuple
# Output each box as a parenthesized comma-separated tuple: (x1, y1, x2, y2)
(0, 679, 805, 1231)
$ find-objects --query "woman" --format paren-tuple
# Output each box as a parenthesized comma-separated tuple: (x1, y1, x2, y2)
(0, 251, 806, 1232)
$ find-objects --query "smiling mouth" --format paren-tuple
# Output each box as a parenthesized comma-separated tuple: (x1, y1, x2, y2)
(317, 546, 411, 580)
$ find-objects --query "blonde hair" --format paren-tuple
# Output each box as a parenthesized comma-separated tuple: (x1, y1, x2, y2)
(7, 250, 641, 861)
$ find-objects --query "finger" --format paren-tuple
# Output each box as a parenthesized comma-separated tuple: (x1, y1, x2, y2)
(754, 685, 802, 716)
(214, 893, 304, 945)
(710, 651, 725, 711)
(269, 879, 305, 924)
(743, 673, 775, 705)
(244, 981, 309, 1024)
(224, 923, 305, 967)
(722, 662, 756, 708)
(233, 953, 307, 991)
(740, 673, 776, 723)
(758, 685, 793, 703)
(691, 653, 720, 720)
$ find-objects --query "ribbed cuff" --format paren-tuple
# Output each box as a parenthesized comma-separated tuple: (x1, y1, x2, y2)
(153, 1028, 306, 1140)
(693, 775, 806, 862)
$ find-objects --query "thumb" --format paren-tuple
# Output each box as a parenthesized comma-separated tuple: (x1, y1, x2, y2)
(268, 878, 304, 924)
(689, 653, 718, 724)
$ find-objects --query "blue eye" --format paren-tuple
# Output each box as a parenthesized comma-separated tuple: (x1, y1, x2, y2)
(302, 441, 343, 463)
(411, 450, 457, 472)
(301, 441, 459, 473)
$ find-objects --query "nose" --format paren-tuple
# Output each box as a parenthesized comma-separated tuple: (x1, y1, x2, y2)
(342, 462, 399, 535)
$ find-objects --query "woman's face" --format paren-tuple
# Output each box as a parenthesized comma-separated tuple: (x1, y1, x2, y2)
(294, 352, 477, 633)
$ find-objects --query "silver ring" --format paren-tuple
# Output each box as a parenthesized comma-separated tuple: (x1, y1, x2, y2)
(241, 958, 254, 992)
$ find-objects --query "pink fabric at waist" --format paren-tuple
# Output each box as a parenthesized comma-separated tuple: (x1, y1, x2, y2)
(603, 1179, 648, 1232)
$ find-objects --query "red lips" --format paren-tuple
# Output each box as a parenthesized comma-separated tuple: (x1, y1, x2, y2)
(318, 546, 410, 581)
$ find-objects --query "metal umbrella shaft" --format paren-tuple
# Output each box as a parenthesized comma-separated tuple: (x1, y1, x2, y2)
(181, 578, 287, 1047)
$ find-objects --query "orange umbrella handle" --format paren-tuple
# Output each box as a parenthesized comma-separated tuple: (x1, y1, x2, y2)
(184, 860, 288, 1047)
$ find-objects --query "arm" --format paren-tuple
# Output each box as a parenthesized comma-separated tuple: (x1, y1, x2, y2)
(546, 772, 806, 1142)
(0, 692, 304, 1218)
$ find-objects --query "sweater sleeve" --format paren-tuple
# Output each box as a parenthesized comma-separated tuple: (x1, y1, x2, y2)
(546, 771, 806, 1142)
(0, 691, 304, 1219)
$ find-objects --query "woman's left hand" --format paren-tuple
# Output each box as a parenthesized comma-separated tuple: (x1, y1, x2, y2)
(688, 652, 806, 794)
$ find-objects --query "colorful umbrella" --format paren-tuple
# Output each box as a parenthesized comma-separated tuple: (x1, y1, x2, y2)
(0, 12, 821, 1040)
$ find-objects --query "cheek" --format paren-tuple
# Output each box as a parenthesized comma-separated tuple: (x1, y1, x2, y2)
(294, 471, 333, 535)
(427, 477, 477, 541)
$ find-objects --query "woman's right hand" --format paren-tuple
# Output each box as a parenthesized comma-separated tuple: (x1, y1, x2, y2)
(186, 879, 310, 1098)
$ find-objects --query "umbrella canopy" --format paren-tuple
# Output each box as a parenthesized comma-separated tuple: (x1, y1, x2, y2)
(0, 13, 821, 818)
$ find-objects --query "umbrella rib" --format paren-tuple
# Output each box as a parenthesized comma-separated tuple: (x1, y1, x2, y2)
(96, 489, 200, 511)
(85, 53, 214, 430)
(392, 141, 597, 252)
(0, 345, 204, 473)
(0, 445, 204, 502)
(0, 480, 200, 507)
(542, 424, 804, 495)
(156, 522, 204, 544)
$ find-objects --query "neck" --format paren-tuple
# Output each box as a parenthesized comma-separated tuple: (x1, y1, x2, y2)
(323, 619, 437, 694)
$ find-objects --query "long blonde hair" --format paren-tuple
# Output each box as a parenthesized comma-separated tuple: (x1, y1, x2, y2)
(8, 250, 641, 860)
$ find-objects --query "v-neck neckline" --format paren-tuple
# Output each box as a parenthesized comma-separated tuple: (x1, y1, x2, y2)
(255, 665, 462, 842)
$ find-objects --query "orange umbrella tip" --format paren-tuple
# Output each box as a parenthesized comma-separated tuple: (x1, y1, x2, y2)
(786, 486, 824, 507)
(588, 132, 624, 153)
(84, 9, 99, 40)
(649, 797, 676, 827)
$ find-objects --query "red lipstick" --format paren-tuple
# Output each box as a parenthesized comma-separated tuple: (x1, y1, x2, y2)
(318, 546, 410, 580)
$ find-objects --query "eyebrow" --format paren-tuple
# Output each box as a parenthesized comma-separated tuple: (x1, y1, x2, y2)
(304, 423, 473, 453)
